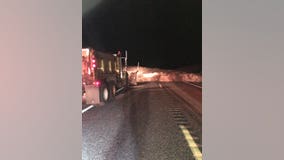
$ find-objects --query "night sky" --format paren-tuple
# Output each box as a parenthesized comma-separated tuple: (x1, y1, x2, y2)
(83, 0, 201, 70)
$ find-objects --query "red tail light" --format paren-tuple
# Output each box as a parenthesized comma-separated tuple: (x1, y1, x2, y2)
(92, 58, 96, 68)
(93, 81, 101, 87)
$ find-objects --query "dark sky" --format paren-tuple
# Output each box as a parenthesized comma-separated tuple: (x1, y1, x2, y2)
(83, 0, 201, 69)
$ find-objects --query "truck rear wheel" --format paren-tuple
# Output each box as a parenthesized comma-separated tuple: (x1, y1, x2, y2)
(110, 84, 116, 100)
(111, 85, 116, 97)
(100, 84, 110, 102)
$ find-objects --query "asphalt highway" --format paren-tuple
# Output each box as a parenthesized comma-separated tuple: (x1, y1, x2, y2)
(82, 82, 202, 160)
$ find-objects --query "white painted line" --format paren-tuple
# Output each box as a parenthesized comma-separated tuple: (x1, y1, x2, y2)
(116, 87, 124, 93)
(179, 125, 202, 160)
(159, 83, 162, 88)
(186, 82, 202, 89)
(82, 105, 95, 113)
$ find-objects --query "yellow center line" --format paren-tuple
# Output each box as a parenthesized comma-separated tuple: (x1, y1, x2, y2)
(179, 125, 202, 160)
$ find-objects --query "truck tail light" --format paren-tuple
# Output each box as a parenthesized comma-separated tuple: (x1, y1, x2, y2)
(93, 81, 101, 87)
(92, 58, 96, 68)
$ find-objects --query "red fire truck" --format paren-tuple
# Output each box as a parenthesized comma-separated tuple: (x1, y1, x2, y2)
(82, 48, 128, 104)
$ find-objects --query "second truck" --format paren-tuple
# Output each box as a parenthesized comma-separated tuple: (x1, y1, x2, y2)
(82, 48, 128, 104)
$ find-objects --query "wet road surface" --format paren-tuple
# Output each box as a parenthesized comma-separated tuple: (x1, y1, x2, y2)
(82, 82, 202, 160)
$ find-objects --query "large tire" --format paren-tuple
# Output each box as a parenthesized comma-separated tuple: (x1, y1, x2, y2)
(100, 83, 110, 103)
(109, 84, 116, 100)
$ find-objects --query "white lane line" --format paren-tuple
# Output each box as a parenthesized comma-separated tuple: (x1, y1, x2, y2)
(159, 83, 162, 88)
(82, 105, 95, 113)
(179, 125, 202, 160)
(186, 82, 202, 89)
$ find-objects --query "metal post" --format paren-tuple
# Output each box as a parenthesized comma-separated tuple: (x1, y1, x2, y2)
(137, 61, 140, 71)
(120, 55, 123, 78)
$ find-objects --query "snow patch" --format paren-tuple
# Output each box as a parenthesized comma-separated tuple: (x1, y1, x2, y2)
(127, 66, 202, 83)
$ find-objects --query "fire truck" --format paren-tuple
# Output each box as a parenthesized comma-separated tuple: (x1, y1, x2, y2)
(82, 48, 128, 104)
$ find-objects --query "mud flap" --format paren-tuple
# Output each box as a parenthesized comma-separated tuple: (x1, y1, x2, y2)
(84, 85, 100, 104)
